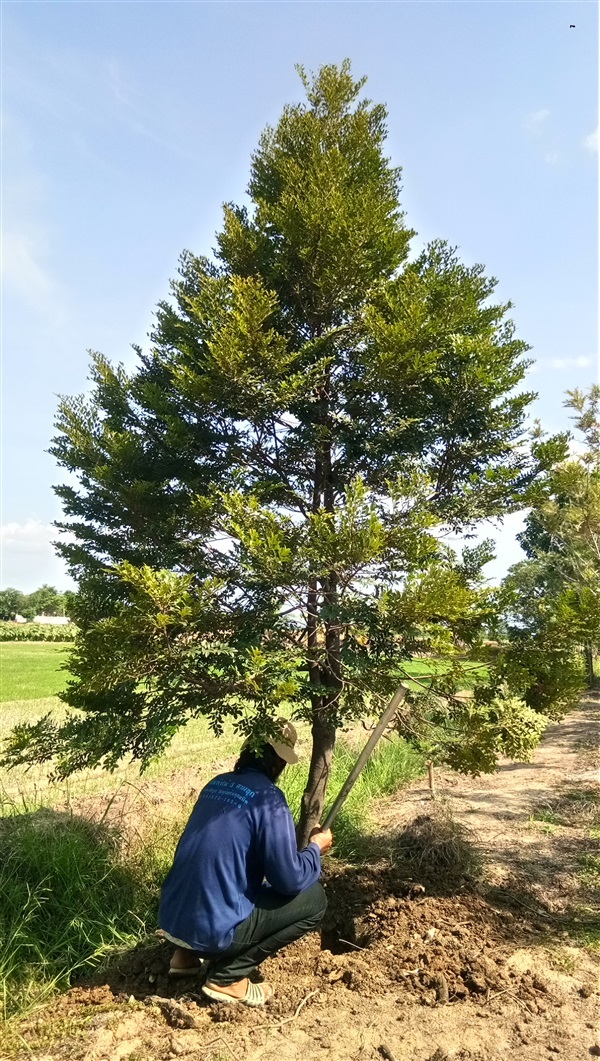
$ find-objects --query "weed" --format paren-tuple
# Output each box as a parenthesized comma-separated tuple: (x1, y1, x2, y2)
(577, 854, 600, 892)
(556, 787, 600, 829)
(574, 923, 600, 951)
(529, 787, 600, 831)
(529, 809, 559, 832)
(547, 947, 577, 973)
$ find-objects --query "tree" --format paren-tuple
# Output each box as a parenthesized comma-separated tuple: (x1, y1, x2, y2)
(500, 386, 600, 694)
(3, 64, 557, 842)
(26, 585, 66, 618)
(0, 589, 27, 621)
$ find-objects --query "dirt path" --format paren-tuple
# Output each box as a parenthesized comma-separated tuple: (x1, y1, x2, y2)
(380, 692, 600, 913)
(5, 699, 600, 1061)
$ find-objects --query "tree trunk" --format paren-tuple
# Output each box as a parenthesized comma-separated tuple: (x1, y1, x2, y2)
(297, 711, 337, 848)
(297, 406, 340, 848)
(584, 642, 595, 688)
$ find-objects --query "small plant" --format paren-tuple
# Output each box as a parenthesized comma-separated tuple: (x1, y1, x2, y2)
(546, 787, 600, 829)
(578, 854, 600, 893)
(547, 947, 577, 973)
(529, 808, 559, 832)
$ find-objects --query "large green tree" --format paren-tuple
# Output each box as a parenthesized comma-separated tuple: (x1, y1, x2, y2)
(0, 585, 65, 621)
(26, 585, 66, 619)
(4, 64, 557, 841)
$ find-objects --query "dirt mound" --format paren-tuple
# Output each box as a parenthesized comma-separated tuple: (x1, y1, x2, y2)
(78, 865, 556, 1017)
(27, 875, 584, 1061)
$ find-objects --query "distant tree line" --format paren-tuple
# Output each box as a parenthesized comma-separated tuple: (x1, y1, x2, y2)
(0, 585, 76, 622)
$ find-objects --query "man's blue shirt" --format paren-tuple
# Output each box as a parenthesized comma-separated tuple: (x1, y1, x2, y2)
(158, 768, 321, 952)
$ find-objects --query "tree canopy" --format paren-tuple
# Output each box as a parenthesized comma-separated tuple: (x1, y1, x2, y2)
(0, 585, 68, 621)
(3, 63, 564, 839)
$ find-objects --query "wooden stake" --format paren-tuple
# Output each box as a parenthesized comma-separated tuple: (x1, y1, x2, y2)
(322, 685, 408, 831)
(427, 760, 435, 798)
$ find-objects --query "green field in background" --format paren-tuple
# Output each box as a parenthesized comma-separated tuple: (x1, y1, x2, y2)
(0, 641, 487, 705)
(0, 642, 73, 703)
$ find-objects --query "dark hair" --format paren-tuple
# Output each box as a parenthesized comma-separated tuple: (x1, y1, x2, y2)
(234, 742, 287, 783)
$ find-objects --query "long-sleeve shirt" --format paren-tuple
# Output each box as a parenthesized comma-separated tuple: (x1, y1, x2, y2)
(158, 768, 321, 953)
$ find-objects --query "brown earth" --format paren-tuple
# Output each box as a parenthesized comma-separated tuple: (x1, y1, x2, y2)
(4, 697, 600, 1061)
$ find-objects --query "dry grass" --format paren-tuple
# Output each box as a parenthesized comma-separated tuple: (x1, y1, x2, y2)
(532, 785, 600, 832)
(392, 803, 483, 889)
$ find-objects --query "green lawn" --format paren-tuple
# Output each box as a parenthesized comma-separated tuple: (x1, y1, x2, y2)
(0, 643, 73, 703)
(0, 642, 487, 706)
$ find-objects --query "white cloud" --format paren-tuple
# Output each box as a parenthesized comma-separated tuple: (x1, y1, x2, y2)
(105, 59, 196, 160)
(533, 356, 594, 371)
(524, 108, 551, 134)
(1, 521, 75, 592)
(3, 230, 53, 299)
(2, 227, 69, 327)
(583, 126, 598, 152)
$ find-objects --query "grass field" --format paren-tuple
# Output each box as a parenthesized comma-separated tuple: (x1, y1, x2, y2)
(0, 642, 73, 702)
(0, 641, 487, 705)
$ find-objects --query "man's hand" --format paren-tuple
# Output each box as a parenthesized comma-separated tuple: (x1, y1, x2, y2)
(309, 826, 333, 854)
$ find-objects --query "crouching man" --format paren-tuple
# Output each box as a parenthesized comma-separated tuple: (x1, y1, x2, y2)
(158, 721, 333, 1007)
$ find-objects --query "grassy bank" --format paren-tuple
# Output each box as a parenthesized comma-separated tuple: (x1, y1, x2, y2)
(0, 801, 163, 1020)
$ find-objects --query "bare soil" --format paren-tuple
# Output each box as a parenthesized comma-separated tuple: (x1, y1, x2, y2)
(5, 697, 600, 1061)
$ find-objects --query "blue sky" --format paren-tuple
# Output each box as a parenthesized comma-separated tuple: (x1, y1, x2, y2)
(2, 0, 597, 591)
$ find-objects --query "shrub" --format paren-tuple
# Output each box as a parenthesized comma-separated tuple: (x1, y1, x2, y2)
(0, 623, 77, 643)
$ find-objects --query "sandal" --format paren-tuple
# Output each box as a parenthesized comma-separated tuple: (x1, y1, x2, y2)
(202, 979, 273, 1007)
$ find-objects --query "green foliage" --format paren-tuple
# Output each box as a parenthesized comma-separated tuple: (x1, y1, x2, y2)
(0, 589, 27, 622)
(394, 678, 549, 776)
(0, 623, 77, 643)
(4, 63, 551, 823)
(0, 586, 70, 623)
(497, 385, 600, 706)
(0, 802, 159, 1020)
(281, 733, 424, 860)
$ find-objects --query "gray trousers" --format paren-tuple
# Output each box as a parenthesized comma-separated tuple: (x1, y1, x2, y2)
(207, 881, 327, 986)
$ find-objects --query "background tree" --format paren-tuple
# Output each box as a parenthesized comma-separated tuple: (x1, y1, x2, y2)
(26, 584, 66, 619)
(0, 585, 66, 621)
(499, 386, 600, 696)
(4, 63, 560, 841)
(0, 589, 27, 621)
